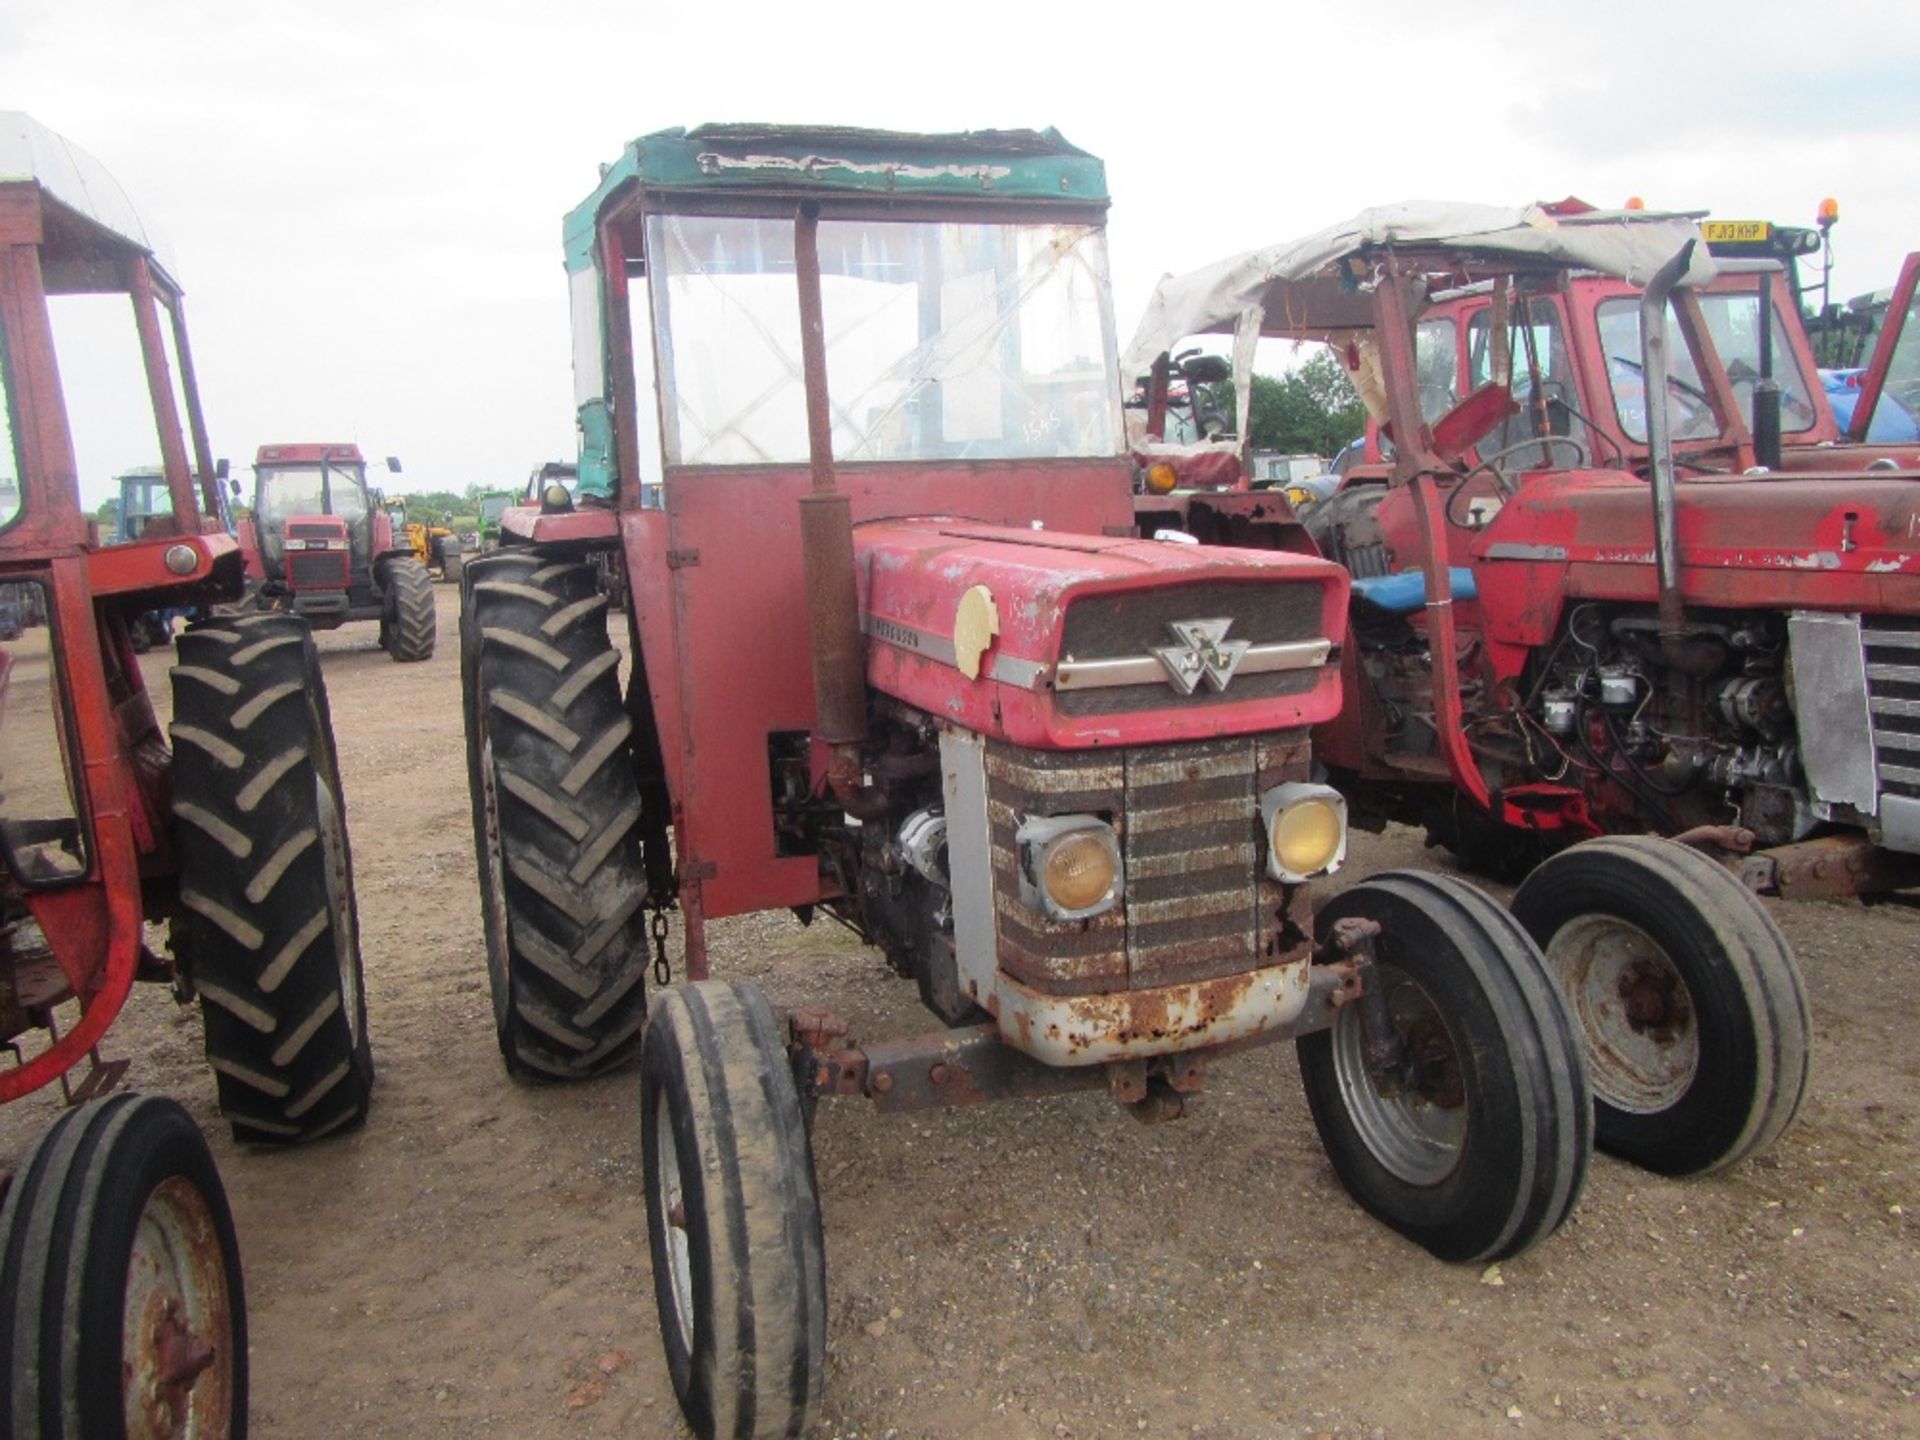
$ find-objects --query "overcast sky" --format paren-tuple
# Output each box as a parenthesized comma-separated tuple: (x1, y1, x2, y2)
(7, 0, 1916, 508)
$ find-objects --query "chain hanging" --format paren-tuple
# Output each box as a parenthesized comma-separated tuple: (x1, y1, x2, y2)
(649, 907, 673, 987)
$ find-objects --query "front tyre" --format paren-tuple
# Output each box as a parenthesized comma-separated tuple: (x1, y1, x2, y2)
(1299, 871, 1591, 1263)
(171, 614, 374, 1144)
(1511, 835, 1811, 1176)
(642, 982, 826, 1440)
(0, 1094, 247, 1439)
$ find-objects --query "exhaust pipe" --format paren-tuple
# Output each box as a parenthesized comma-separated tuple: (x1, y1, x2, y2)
(1640, 239, 1696, 641)
(793, 202, 871, 801)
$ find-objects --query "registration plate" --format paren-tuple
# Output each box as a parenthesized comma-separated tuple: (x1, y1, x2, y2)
(1703, 220, 1771, 244)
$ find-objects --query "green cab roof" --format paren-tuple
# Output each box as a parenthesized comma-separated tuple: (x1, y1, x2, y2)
(563, 123, 1106, 271)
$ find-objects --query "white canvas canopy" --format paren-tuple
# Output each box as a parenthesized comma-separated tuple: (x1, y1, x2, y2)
(0, 111, 175, 280)
(1120, 200, 1714, 380)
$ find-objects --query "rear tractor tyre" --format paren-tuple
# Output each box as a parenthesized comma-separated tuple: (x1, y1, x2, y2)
(380, 557, 436, 662)
(460, 551, 650, 1078)
(171, 614, 374, 1145)
(1511, 835, 1811, 1176)
(1299, 871, 1591, 1263)
(642, 982, 826, 1440)
(0, 1093, 247, 1439)
(441, 551, 465, 587)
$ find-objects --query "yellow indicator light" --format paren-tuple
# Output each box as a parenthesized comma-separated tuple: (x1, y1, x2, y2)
(543, 483, 573, 511)
(1817, 196, 1840, 228)
(1624, 196, 1646, 211)
(1272, 798, 1344, 878)
(1043, 831, 1118, 913)
(1145, 462, 1179, 495)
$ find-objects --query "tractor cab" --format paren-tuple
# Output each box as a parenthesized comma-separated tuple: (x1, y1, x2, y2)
(252, 443, 374, 596)
(109, 464, 174, 543)
(1405, 206, 1920, 475)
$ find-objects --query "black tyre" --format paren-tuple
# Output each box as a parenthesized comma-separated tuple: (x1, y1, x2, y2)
(380, 557, 436, 662)
(171, 614, 374, 1144)
(0, 1094, 246, 1439)
(441, 550, 465, 587)
(460, 551, 649, 1077)
(1511, 835, 1811, 1176)
(1299, 871, 1591, 1263)
(642, 982, 826, 1440)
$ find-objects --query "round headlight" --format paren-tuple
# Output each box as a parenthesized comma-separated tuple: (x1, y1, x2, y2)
(542, 483, 573, 512)
(1145, 462, 1179, 495)
(1271, 798, 1343, 878)
(1043, 831, 1118, 913)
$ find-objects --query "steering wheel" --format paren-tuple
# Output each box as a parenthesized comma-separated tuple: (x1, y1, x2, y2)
(1443, 435, 1590, 531)
(1464, 435, 1591, 496)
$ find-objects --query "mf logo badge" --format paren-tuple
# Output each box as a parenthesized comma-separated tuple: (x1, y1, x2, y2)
(1151, 618, 1250, 695)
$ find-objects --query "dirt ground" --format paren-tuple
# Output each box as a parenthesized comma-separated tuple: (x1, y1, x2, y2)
(4, 583, 1918, 1439)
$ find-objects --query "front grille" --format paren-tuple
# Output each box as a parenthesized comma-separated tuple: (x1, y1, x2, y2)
(287, 522, 337, 540)
(1864, 618, 1920, 799)
(288, 550, 349, 589)
(985, 735, 1303, 995)
(1056, 581, 1326, 715)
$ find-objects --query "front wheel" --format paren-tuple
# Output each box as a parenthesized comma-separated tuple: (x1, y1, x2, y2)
(0, 1094, 247, 1439)
(642, 982, 826, 1440)
(1511, 835, 1811, 1176)
(1299, 871, 1591, 1263)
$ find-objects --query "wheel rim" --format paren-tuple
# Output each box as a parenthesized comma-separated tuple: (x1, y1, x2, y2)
(121, 1175, 237, 1439)
(1331, 964, 1468, 1186)
(654, 1089, 695, 1354)
(1546, 913, 1697, 1114)
(313, 770, 361, 1048)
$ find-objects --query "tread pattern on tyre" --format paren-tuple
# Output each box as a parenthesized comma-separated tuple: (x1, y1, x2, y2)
(461, 551, 649, 1077)
(644, 982, 826, 1440)
(383, 557, 436, 662)
(0, 1093, 248, 1440)
(171, 614, 373, 1144)
(1512, 834, 1811, 1176)
(1301, 870, 1592, 1264)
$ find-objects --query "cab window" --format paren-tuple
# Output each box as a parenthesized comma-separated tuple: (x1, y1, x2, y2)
(1467, 300, 1586, 461)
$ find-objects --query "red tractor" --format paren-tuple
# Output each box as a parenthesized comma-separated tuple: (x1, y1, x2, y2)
(1128, 202, 1833, 1184)
(0, 113, 373, 1433)
(462, 123, 1607, 1439)
(234, 441, 436, 660)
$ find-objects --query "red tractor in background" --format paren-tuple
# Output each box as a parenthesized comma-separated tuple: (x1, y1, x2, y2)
(465, 125, 1598, 1438)
(234, 441, 436, 661)
(0, 112, 374, 1434)
(1127, 202, 1836, 1193)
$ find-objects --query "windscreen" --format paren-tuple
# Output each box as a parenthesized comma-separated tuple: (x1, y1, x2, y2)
(256, 465, 327, 525)
(1597, 292, 1818, 444)
(646, 214, 1122, 466)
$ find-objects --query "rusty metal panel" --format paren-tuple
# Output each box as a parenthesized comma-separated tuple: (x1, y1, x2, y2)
(982, 735, 1274, 996)
(1122, 739, 1260, 988)
(985, 745, 1126, 994)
